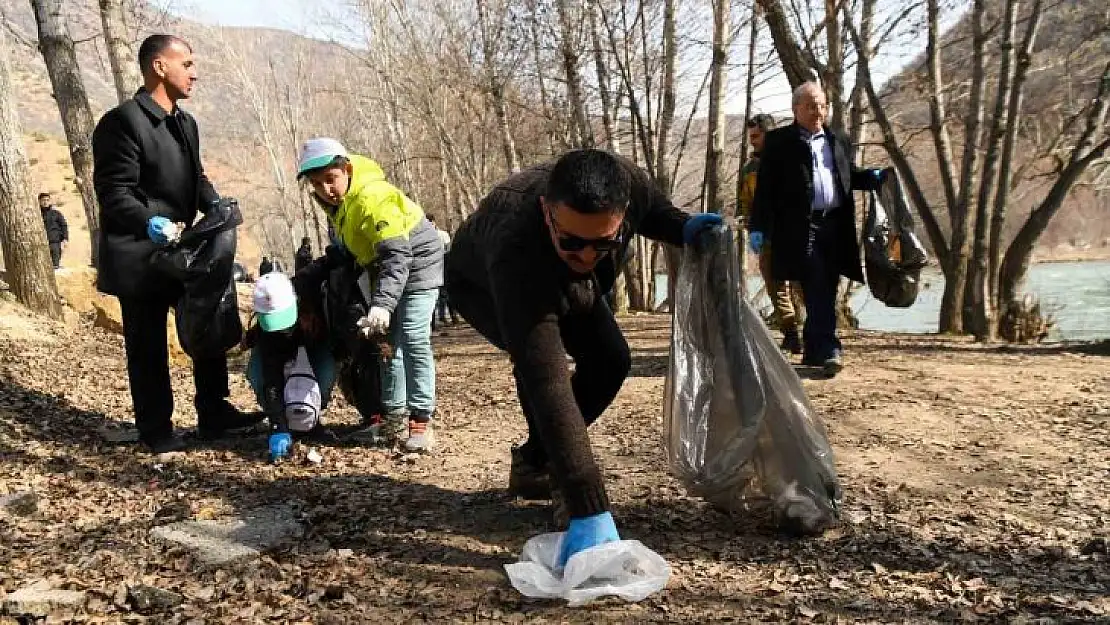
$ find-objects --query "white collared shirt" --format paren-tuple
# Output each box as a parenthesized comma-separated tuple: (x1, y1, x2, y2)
(806, 130, 838, 211)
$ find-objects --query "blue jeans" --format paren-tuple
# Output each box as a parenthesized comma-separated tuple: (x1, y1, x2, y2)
(382, 288, 438, 417)
(246, 342, 336, 408)
(801, 217, 843, 362)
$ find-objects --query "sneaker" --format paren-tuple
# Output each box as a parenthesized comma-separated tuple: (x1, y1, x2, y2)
(823, 353, 844, 377)
(508, 445, 552, 500)
(403, 419, 435, 453)
(780, 330, 803, 355)
(379, 411, 408, 446)
(142, 433, 187, 455)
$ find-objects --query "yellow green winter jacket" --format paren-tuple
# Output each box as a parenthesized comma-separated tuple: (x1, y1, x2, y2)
(326, 155, 444, 312)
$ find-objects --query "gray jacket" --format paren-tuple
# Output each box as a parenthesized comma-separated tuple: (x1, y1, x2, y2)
(372, 217, 444, 311)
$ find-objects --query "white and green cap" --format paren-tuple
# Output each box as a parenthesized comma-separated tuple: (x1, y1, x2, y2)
(252, 272, 298, 332)
(297, 137, 348, 177)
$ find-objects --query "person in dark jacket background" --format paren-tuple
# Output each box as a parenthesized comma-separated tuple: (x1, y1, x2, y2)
(445, 149, 722, 567)
(91, 34, 261, 454)
(748, 82, 884, 377)
(294, 237, 313, 272)
(38, 192, 68, 269)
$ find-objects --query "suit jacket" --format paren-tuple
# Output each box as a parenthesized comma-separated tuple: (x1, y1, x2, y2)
(92, 88, 219, 298)
(748, 123, 879, 282)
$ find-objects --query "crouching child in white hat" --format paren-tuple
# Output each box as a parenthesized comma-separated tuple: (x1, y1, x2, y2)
(245, 272, 338, 461)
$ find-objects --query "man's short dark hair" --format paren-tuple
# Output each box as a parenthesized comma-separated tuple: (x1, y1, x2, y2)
(137, 35, 191, 76)
(427, 214, 436, 223)
(747, 113, 776, 132)
(38, 192, 50, 200)
(546, 149, 631, 215)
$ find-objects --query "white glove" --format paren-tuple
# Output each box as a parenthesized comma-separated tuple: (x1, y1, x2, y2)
(357, 306, 391, 338)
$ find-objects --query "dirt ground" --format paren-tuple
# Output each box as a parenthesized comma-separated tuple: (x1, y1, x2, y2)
(0, 302, 1107, 623)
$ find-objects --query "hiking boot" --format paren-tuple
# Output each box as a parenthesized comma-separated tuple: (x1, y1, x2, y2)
(403, 418, 435, 453)
(780, 330, 803, 355)
(823, 353, 844, 377)
(142, 433, 187, 455)
(508, 445, 552, 500)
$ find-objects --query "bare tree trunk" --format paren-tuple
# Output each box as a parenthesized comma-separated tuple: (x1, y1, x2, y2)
(757, 0, 816, 89)
(847, 0, 875, 157)
(966, 0, 1018, 340)
(823, 0, 844, 131)
(556, 0, 594, 148)
(999, 61, 1107, 311)
(588, 0, 615, 150)
(30, 0, 100, 266)
(98, 0, 141, 104)
(655, 0, 676, 193)
(529, 0, 559, 153)
(703, 0, 729, 215)
(925, 0, 968, 334)
(0, 28, 62, 318)
(737, 7, 760, 288)
(477, 0, 521, 172)
(990, 0, 1043, 331)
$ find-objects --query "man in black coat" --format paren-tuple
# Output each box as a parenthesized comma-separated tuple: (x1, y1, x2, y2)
(38, 192, 68, 269)
(92, 34, 261, 453)
(748, 82, 884, 377)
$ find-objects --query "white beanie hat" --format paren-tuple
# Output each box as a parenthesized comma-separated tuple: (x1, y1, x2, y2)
(252, 272, 297, 332)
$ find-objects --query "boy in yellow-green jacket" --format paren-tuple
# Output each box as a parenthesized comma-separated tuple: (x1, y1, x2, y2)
(297, 138, 444, 452)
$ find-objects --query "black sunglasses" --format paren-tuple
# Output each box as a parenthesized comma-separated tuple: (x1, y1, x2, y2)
(546, 206, 624, 252)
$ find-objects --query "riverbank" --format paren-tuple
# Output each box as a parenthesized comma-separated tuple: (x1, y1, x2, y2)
(1, 305, 1107, 622)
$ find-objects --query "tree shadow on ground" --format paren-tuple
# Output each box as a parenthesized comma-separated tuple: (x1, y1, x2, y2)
(2, 374, 1105, 621)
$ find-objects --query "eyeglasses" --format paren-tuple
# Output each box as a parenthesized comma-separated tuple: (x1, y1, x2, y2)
(546, 206, 624, 252)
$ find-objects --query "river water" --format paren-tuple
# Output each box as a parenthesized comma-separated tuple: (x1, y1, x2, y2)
(655, 260, 1110, 341)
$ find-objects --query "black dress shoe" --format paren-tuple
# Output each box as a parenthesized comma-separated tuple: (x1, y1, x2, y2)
(196, 403, 266, 440)
(823, 354, 844, 377)
(142, 433, 187, 454)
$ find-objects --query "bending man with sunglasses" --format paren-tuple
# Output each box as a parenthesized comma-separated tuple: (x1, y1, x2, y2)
(444, 149, 721, 566)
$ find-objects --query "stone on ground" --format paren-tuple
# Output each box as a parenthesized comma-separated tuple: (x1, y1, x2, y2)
(127, 584, 185, 614)
(0, 491, 38, 516)
(2, 580, 86, 617)
(149, 504, 304, 567)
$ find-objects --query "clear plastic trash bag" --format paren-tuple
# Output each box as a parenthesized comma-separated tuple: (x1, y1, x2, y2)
(864, 167, 929, 308)
(504, 533, 671, 606)
(663, 225, 842, 535)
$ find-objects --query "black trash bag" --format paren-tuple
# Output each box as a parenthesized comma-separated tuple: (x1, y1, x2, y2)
(150, 198, 244, 360)
(316, 246, 390, 419)
(664, 225, 842, 535)
(864, 168, 929, 308)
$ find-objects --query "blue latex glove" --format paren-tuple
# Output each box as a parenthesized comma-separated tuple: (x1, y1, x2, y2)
(146, 216, 173, 245)
(749, 231, 765, 255)
(557, 511, 621, 567)
(268, 432, 292, 462)
(869, 168, 884, 183)
(682, 213, 724, 246)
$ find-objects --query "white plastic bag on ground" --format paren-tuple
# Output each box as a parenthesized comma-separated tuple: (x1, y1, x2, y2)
(504, 533, 671, 606)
